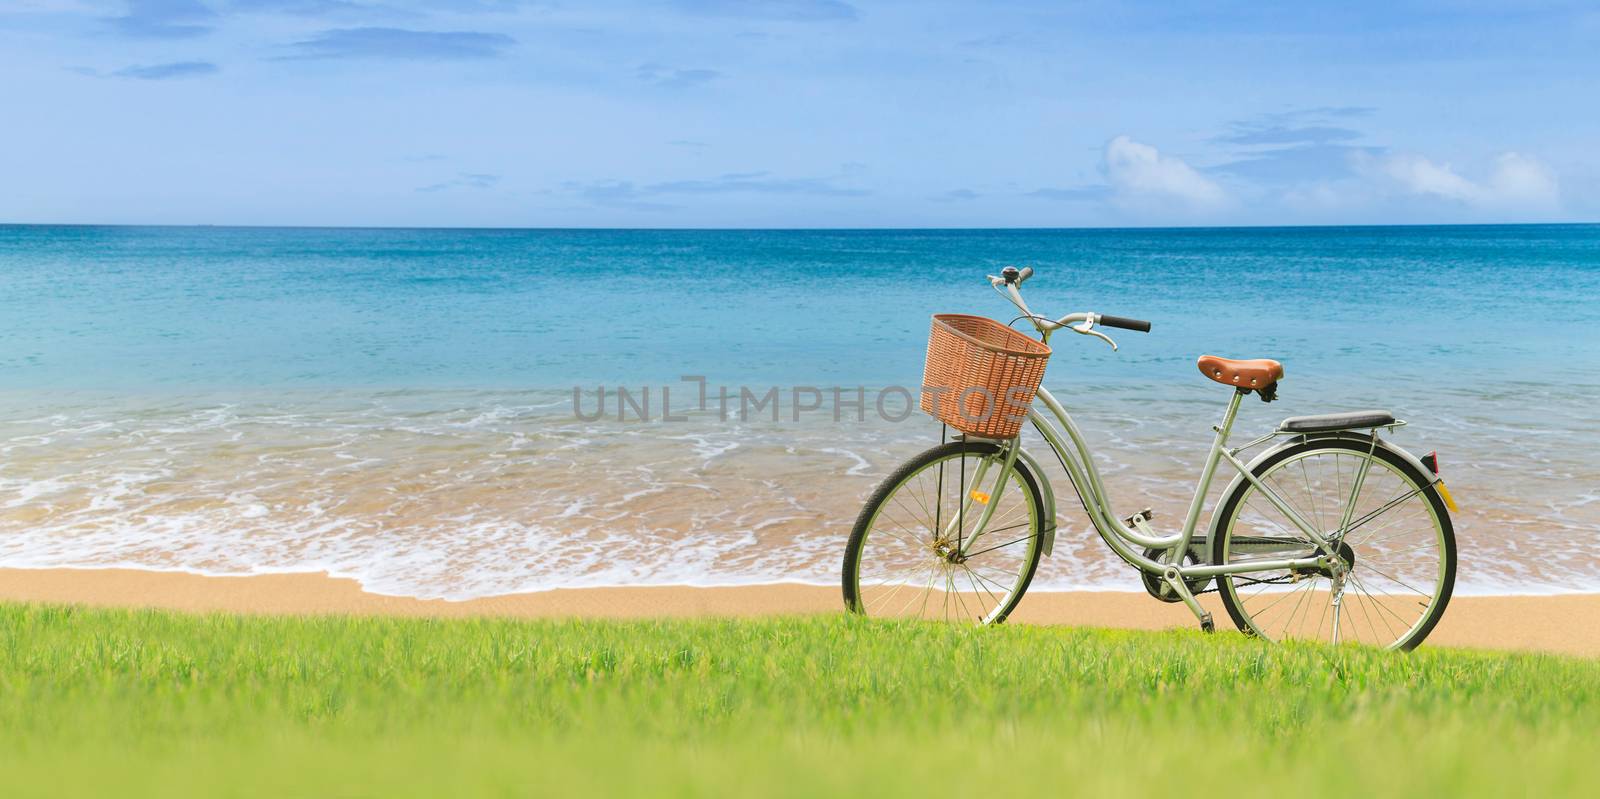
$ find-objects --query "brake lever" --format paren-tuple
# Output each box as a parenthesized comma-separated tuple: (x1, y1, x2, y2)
(1071, 319, 1119, 351)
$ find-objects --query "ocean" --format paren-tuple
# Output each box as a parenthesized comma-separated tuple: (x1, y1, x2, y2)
(1, 224, 1597, 598)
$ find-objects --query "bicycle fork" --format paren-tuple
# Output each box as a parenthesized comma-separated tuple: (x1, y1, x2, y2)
(948, 437, 1021, 558)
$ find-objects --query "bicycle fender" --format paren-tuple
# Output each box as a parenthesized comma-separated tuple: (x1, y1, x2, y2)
(1296, 430, 1436, 479)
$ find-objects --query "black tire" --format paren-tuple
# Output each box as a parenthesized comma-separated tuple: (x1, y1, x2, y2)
(842, 440, 1046, 624)
(1211, 437, 1456, 651)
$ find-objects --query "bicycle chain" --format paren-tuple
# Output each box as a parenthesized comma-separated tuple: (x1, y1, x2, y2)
(1191, 574, 1298, 596)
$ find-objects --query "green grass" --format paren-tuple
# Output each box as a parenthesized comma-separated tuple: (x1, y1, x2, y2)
(1, 603, 1596, 797)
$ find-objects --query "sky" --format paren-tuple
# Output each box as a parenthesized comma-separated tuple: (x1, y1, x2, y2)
(1, 1, 1597, 228)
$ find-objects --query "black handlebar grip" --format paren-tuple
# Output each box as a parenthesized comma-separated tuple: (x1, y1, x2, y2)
(1017, 266, 1034, 284)
(1098, 314, 1152, 333)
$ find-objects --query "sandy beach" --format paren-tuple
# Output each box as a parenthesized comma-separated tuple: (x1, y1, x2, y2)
(1, 567, 1594, 657)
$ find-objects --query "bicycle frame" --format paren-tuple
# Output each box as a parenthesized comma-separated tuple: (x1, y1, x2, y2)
(957, 385, 1341, 625)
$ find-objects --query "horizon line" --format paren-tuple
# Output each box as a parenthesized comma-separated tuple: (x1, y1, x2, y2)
(2, 221, 1597, 234)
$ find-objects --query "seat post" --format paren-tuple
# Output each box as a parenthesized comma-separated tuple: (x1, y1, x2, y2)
(1175, 388, 1247, 545)
(1215, 388, 1246, 445)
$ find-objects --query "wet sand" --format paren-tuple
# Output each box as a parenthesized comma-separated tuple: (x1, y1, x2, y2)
(1, 567, 1595, 657)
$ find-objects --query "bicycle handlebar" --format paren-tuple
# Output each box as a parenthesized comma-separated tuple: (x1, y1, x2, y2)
(1096, 313, 1152, 333)
(987, 266, 1151, 349)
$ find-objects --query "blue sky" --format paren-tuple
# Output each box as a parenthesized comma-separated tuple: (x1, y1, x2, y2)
(2, 1, 1597, 227)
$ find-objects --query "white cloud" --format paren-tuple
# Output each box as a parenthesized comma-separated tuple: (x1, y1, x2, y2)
(1103, 135, 1228, 213)
(1485, 152, 1561, 209)
(1367, 153, 1480, 203)
(1353, 150, 1560, 212)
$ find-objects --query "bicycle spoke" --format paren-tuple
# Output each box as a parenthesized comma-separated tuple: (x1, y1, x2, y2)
(1346, 572, 1391, 645)
(945, 569, 960, 621)
(1241, 493, 1307, 542)
(962, 526, 1036, 559)
(961, 508, 1028, 550)
(911, 565, 940, 618)
(1357, 559, 1433, 599)
(1350, 508, 1433, 548)
(953, 572, 979, 622)
(1344, 484, 1432, 542)
(1248, 576, 1312, 622)
(1243, 573, 1293, 600)
(1264, 470, 1322, 539)
(887, 493, 934, 537)
(1298, 457, 1325, 535)
(1354, 515, 1436, 549)
(961, 563, 1004, 610)
(1315, 584, 1332, 642)
(1360, 541, 1442, 570)
(1359, 571, 1424, 628)
(908, 471, 938, 529)
(964, 566, 1017, 597)
(873, 503, 933, 539)
(867, 564, 925, 613)
(862, 559, 931, 592)
(1350, 572, 1415, 637)
(867, 557, 931, 609)
(1333, 453, 1346, 534)
(869, 523, 928, 552)
(1274, 578, 1317, 639)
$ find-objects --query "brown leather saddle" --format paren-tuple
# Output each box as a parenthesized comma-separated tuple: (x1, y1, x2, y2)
(1197, 355, 1283, 400)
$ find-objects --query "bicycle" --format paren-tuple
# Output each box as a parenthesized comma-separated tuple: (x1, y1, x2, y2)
(841, 266, 1460, 650)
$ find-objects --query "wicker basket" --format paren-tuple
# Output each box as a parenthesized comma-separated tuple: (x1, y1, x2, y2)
(920, 314, 1051, 439)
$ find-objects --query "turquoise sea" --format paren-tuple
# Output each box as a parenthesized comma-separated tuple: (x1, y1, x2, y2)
(1, 224, 1597, 596)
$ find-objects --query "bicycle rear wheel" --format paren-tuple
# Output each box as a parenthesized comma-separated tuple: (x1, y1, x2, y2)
(842, 440, 1045, 624)
(1212, 438, 1456, 650)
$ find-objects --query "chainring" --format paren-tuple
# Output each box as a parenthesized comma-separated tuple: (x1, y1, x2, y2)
(1140, 546, 1214, 602)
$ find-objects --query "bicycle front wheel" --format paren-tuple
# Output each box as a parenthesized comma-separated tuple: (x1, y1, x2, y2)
(1212, 438, 1456, 650)
(842, 440, 1045, 624)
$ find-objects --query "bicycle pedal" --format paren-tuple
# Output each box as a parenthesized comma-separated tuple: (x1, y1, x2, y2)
(1199, 613, 1215, 633)
(1122, 508, 1153, 526)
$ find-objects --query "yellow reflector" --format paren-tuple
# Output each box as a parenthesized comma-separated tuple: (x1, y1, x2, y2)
(969, 490, 991, 505)
(1436, 482, 1460, 512)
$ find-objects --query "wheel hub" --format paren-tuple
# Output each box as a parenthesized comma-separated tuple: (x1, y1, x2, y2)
(1298, 540, 1356, 580)
(933, 540, 968, 564)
